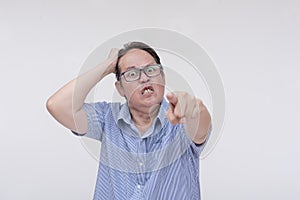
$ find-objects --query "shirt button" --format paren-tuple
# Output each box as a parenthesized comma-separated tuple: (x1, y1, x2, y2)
(139, 162, 143, 166)
(137, 184, 141, 189)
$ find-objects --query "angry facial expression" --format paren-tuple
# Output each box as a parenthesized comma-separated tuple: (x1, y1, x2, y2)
(115, 49, 165, 112)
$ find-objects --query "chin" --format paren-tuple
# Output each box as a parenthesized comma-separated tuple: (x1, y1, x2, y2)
(130, 95, 163, 109)
(145, 95, 164, 107)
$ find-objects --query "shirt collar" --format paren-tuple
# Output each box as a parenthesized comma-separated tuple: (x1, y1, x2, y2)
(116, 98, 169, 136)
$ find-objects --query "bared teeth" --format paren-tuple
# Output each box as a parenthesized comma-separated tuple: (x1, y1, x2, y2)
(142, 88, 153, 95)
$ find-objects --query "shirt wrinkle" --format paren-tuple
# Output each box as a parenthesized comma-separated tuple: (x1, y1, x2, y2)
(74, 98, 209, 200)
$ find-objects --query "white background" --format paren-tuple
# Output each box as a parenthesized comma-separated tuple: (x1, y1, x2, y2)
(1, 0, 299, 199)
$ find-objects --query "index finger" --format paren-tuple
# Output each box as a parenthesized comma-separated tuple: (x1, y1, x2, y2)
(166, 92, 178, 106)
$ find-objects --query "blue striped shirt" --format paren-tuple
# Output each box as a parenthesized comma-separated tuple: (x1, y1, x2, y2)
(78, 99, 208, 200)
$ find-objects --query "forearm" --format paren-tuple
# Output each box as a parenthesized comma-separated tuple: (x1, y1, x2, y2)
(192, 104, 211, 144)
(46, 58, 115, 133)
(166, 92, 212, 144)
(72, 59, 114, 111)
(183, 102, 211, 145)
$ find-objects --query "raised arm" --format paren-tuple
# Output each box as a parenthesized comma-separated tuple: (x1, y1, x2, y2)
(46, 49, 118, 134)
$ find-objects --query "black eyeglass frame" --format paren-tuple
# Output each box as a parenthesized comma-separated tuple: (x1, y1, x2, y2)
(119, 64, 163, 82)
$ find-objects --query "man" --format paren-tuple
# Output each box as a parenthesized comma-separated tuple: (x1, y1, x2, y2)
(46, 41, 211, 200)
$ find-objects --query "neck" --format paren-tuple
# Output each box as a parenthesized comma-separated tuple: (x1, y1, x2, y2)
(129, 104, 160, 135)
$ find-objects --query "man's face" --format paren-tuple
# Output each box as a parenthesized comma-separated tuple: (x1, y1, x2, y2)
(115, 49, 165, 111)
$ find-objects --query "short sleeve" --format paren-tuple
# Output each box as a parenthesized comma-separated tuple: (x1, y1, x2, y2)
(72, 102, 110, 141)
(189, 125, 213, 157)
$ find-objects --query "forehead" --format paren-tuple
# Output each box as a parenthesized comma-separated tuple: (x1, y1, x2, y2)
(119, 49, 156, 71)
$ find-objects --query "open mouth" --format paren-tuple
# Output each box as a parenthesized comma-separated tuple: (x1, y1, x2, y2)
(141, 85, 154, 95)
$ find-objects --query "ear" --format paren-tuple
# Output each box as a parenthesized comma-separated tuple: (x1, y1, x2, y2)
(161, 71, 166, 85)
(115, 81, 125, 97)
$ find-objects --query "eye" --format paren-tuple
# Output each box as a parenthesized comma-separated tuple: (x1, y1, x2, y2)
(125, 70, 138, 78)
(145, 65, 157, 74)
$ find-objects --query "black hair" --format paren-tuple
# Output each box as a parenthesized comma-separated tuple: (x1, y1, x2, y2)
(115, 41, 161, 81)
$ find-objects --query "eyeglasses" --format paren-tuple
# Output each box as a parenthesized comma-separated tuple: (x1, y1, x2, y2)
(119, 64, 163, 82)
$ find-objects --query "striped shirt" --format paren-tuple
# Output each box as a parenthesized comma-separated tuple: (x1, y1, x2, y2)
(77, 99, 208, 200)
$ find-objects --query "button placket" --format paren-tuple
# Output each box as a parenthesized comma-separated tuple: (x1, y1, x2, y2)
(136, 139, 146, 187)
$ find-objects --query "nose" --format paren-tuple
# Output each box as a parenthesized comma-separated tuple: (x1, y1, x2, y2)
(139, 70, 150, 83)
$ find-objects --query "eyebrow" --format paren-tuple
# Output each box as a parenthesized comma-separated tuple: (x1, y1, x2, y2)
(125, 63, 157, 70)
(125, 66, 138, 70)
